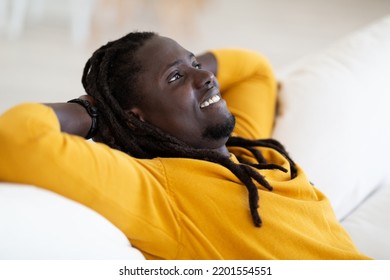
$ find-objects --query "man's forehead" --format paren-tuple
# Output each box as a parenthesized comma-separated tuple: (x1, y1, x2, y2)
(138, 35, 192, 66)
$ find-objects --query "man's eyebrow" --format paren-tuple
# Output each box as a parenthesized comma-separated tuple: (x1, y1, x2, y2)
(166, 53, 196, 69)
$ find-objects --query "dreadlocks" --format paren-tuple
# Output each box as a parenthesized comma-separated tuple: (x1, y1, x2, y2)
(81, 31, 297, 227)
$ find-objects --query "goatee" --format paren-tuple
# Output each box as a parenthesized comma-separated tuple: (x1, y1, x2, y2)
(202, 113, 236, 140)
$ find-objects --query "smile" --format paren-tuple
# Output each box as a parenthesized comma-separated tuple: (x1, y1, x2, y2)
(200, 94, 221, 109)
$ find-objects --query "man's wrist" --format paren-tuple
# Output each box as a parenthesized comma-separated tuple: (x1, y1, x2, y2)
(67, 98, 98, 139)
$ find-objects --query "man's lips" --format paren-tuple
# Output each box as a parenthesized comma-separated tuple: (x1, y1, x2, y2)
(200, 88, 222, 109)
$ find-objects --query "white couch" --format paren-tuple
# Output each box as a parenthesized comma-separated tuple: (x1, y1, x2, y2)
(1, 15, 390, 260)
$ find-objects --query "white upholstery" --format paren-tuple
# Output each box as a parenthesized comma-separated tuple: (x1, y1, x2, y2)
(341, 183, 390, 260)
(0, 183, 145, 259)
(273, 15, 390, 259)
(274, 15, 390, 221)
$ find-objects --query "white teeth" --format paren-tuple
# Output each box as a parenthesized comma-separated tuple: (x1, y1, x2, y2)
(200, 95, 221, 108)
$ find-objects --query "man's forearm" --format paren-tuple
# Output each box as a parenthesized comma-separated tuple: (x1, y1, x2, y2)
(44, 103, 92, 138)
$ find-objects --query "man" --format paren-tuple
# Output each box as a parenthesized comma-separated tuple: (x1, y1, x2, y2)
(0, 32, 370, 259)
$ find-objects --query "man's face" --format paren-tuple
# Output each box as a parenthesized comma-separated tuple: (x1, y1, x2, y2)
(130, 35, 235, 150)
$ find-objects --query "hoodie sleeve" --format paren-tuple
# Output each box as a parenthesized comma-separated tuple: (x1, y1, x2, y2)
(0, 103, 179, 250)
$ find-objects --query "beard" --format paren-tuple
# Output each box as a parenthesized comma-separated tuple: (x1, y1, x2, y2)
(201, 113, 236, 141)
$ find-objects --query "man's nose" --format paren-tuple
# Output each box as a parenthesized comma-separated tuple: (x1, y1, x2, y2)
(193, 68, 215, 89)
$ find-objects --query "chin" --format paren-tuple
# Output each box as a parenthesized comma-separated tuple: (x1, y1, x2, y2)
(202, 114, 236, 141)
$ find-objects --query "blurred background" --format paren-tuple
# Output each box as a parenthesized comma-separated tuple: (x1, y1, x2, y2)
(1, 0, 390, 112)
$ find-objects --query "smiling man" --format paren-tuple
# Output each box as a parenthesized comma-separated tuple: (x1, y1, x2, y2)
(127, 35, 235, 154)
(0, 32, 371, 260)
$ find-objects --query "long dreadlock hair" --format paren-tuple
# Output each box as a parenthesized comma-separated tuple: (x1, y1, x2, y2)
(82, 31, 297, 227)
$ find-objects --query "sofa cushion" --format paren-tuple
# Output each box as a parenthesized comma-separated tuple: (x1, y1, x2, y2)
(273, 15, 390, 220)
(341, 183, 390, 259)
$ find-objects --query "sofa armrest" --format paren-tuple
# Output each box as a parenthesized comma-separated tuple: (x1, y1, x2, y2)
(0, 183, 145, 260)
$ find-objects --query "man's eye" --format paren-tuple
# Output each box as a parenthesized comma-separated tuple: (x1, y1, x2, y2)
(168, 73, 182, 83)
(194, 63, 202, 69)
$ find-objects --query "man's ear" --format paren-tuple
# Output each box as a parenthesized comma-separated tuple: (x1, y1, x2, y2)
(125, 107, 146, 122)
